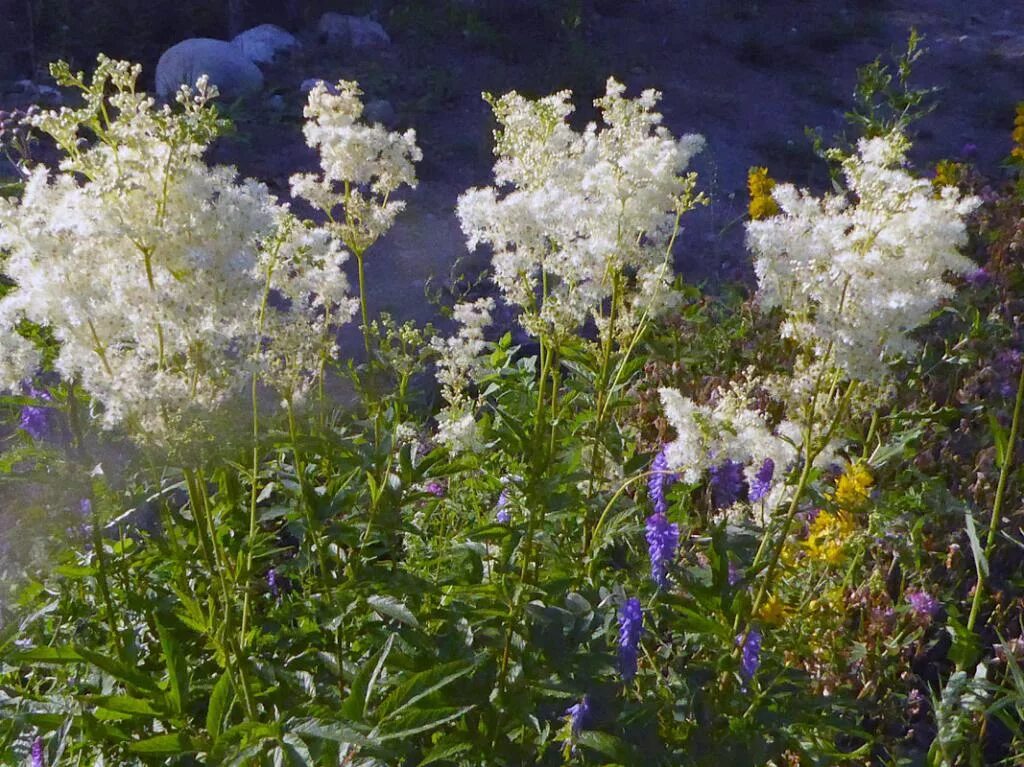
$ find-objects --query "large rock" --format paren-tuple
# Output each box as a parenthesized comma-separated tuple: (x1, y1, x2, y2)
(232, 24, 300, 65)
(317, 13, 390, 49)
(155, 38, 264, 101)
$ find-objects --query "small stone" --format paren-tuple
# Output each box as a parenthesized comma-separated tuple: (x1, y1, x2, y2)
(232, 24, 301, 65)
(363, 99, 396, 127)
(155, 38, 264, 101)
(317, 13, 390, 50)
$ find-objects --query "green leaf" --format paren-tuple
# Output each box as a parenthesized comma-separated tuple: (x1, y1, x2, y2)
(127, 732, 202, 755)
(84, 695, 164, 717)
(288, 718, 370, 745)
(377, 660, 477, 722)
(367, 595, 420, 628)
(376, 705, 475, 742)
(418, 737, 473, 766)
(207, 670, 234, 741)
(156, 616, 189, 715)
(964, 509, 988, 579)
(577, 731, 633, 762)
(342, 633, 394, 722)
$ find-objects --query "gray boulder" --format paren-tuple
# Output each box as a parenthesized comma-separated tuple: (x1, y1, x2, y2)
(232, 24, 301, 65)
(317, 13, 390, 49)
(155, 38, 264, 101)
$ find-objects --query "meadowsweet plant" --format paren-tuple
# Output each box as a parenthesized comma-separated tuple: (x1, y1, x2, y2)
(290, 79, 421, 355)
(0, 57, 357, 451)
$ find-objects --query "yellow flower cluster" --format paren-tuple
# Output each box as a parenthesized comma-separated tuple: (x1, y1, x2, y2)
(833, 463, 873, 511)
(804, 510, 856, 565)
(932, 159, 965, 192)
(747, 166, 780, 220)
(1013, 103, 1024, 161)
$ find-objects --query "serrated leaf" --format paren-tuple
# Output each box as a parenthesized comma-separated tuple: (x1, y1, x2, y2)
(156, 616, 188, 715)
(377, 660, 476, 722)
(206, 670, 233, 741)
(577, 731, 633, 762)
(342, 633, 394, 721)
(964, 509, 988, 579)
(367, 595, 419, 628)
(127, 733, 202, 755)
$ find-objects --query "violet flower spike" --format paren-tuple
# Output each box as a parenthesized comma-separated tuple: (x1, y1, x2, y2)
(617, 597, 644, 682)
(645, 512, 679, 588)
(565, 695, 592, 747)
(737, 629, 762, 687)
(495, 489, 510, 524)
(31, 736, 44, 767)
(709, 459, 747, 509)
(267, 568, 280, 598)
(749, 457, 774, 502)
(19, 386, 53, 441)
(648, 447, 678, 515)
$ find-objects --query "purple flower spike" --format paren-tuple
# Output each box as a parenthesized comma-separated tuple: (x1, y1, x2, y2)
(495, 489, 510, 524)
(19, 386, 53, 441)
(425, 481, 445, 498)
(267, 568, 279, 598)
(31, 736, 44, 767)
(749, 458, 774, 502)
(565, 695, 592, 739)
(737, 629, 762, 686)
(645, 512, 679, 588)
(906, 589, 939, 619)
(965, 267, 990, 286)
(648, 447, 679, 515)
(617, 597, 644, 682)
(709, 459, 747, 509)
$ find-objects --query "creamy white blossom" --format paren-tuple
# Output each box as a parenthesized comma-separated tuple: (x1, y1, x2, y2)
(431, 298, 494, 454)
(0, 58, 357, 449)
(290, 80, 421, 255)
(457, 78, 704, 341)
(746, 131, 980, 381)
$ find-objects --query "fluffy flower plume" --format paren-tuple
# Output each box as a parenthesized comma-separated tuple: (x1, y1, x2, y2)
(657, 383, 798, 487)
(431, 297, 494, 454)
(458, 78, 705, 341)
(746, 131, 980, 381)
(0, 58, 358, 450)
(290, 80, 421, 254)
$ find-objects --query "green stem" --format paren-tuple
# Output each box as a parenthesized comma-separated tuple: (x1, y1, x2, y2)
(966, 359, 1024, 634)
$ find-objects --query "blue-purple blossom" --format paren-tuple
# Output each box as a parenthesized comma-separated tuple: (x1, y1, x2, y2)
(709, 459, 747, 509)
(425, 481, 445, 497)
(31, 736, 44, 767)
(565, 695, 592, 740)
(267, 569, 279, 598)
(648, 447, 679, 515)
(749, 458, 774, 502)
(19, 386, 53, 441)
(737, 629, 762, 685)
(906, 589, 939, 619)
(617, 597, 643, 681)
(965, 267, 990, 286)
(645, 512, 679, 588)
(495, 489, 510, 524)
(728, 560, 742, 586)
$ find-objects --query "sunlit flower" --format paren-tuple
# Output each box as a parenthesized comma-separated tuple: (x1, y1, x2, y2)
(617, 597, 644, 682)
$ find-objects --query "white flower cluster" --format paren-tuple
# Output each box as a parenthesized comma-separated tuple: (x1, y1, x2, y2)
(290, 80, 421, 255)
(0, 58, 356, 447)
(746, 131, 980, 381)
(658, 383, 799, 486)
(457, 78, 705, 341)
(431, 298, 494, 454)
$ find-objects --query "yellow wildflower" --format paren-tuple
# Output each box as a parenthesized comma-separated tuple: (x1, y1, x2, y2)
(747, 166, 779, 220)
(1012, 103, 1024, 160)
(758, 593, 788, 626)
(804, 510, 856, 565)
(933, 159, 965, 192)
(833, 463, 873, 511)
